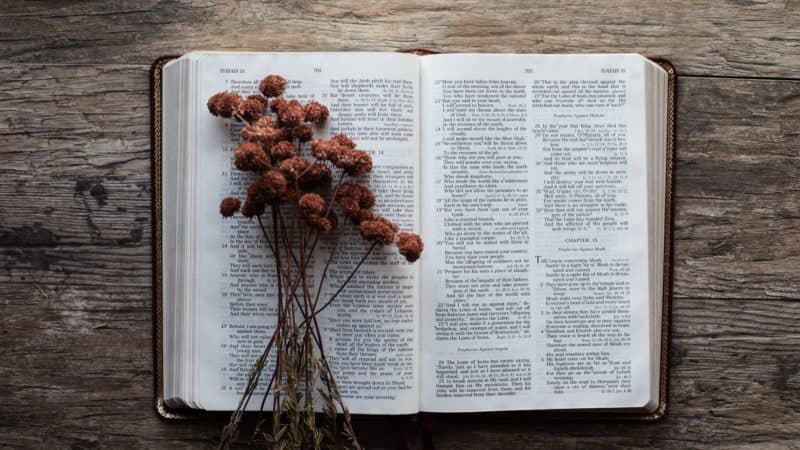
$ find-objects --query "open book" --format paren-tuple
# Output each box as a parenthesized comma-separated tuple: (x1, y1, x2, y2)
(152, 51, 674, 419)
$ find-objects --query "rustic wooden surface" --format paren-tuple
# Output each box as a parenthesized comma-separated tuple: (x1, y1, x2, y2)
(1, 1, 798, 448)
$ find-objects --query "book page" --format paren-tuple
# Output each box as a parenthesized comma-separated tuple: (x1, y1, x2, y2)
(419, 54, 652, 412)
(188, 52, 421, 414)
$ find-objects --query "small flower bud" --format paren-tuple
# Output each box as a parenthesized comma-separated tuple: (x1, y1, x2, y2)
(270, 141, 296, 161)
(219, 197, 241, 217)
(331, 133, 356, 149)
(298, 193, 326, 216)
(359, 216, 398, 245)
(278, 102, 305, 127)
(279, 156, 311, 181)
(293, 124, 313, 142)
(234, 142, 270, 172)
(396, 232, 424, 262)
(303, 101, 329, 124)
(207, 92, 244, 118)
(259, 75, 287, 97)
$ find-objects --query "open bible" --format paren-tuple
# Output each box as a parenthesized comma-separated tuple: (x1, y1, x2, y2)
(151, 51, 674, 420)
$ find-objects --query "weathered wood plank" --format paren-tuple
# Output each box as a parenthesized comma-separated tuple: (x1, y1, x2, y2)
(2, 284, 799, 448)
(0, 1, 799, 77)
(0, 64, 150, 177)
(1, 64, 799, 298)
(672, 77, 800, 299)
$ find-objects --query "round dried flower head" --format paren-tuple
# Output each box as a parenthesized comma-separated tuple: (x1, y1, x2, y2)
(259, 74, 287, 98)
(359, 216, 398, 245)
(247, 94, 268, 108)
(306, 214, 333, 233)
(356, 186, 376, 209)
(207, 92, 244, 118)
(262, 170, 289, 197)
(335, 149, 373, 176)
(241, 124, 281, 146)
(310, 139, 342, 162)
(303, 101, 329, 124)
(331, 133, 356, 149)
(298, 162, 333, 189)
(270, 97, 288, 114)
(351, 208, 376, 224)
(279, 156, 311, 181)
(239, 95, 267, 122)
(240, 197, 265, 218)
(255, 115, 276, 128)
(278, 102, 305, 128)
(396, 232, 424, 262)
(293, 124, 313, 142)
(298, 193, 325, 216)
(270, 141, 296, 161)
(234, 142, 270, 172)
(246, 179, 269, 207)
(219, 197, 241, 218)
(336, 183, 376, 216)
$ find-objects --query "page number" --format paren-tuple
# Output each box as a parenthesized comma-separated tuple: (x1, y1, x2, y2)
(313, 66, 322, 73)
(524, 68, 534, 74)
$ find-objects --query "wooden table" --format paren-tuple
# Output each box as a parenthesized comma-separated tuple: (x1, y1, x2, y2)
(2, 1, 798, 448)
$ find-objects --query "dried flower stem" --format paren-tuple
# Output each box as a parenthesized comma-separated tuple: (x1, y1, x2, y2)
(304, 241, 378, 327)
(211, 75, 421, 449)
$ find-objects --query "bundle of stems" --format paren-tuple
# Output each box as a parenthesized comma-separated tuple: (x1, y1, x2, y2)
(208, 74, 423, 449)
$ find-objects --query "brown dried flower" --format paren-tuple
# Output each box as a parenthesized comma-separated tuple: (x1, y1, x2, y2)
(270, 97, 288, 114)
(259, 75, 287, 98)
(298, 162, 333, 190)
(304, 101, 329, 124)
(242, 124, 281, 147)
(351, 208, 376, 224)
(278, 102, 305, 128)
(240, 197, 264, 218)
(359, 216, 398, 245)
(279, 156, 311, 181)
(335, 183, 376, 216)
(396, 232, 424, 262)
(239, 95, 267, 122)
(298, 193, 325, 216)
(262, 170, 289, 197)
(306, 214, 333, 233)
(270, 141, 296, 161)
(310, 139, 342, 162)
(293, 124, 313, 142)
(207, 92, 244, 118)
(219, 197, 241, 217)
(245, 170, 288, 210)
(255, 115, 276, 128)
(234, 142, 270, 172)
(331, 133, 356, 149)
(335, 149, 373, 176)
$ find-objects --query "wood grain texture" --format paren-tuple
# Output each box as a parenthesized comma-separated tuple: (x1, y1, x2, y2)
(673, 77, 800, 299)
(1, 0, 799, 77)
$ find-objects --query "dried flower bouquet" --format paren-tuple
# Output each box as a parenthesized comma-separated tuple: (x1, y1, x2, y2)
(207, 74, 423, 449)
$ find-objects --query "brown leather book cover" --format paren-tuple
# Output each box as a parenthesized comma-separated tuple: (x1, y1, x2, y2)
(149, 52, 676, 422)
